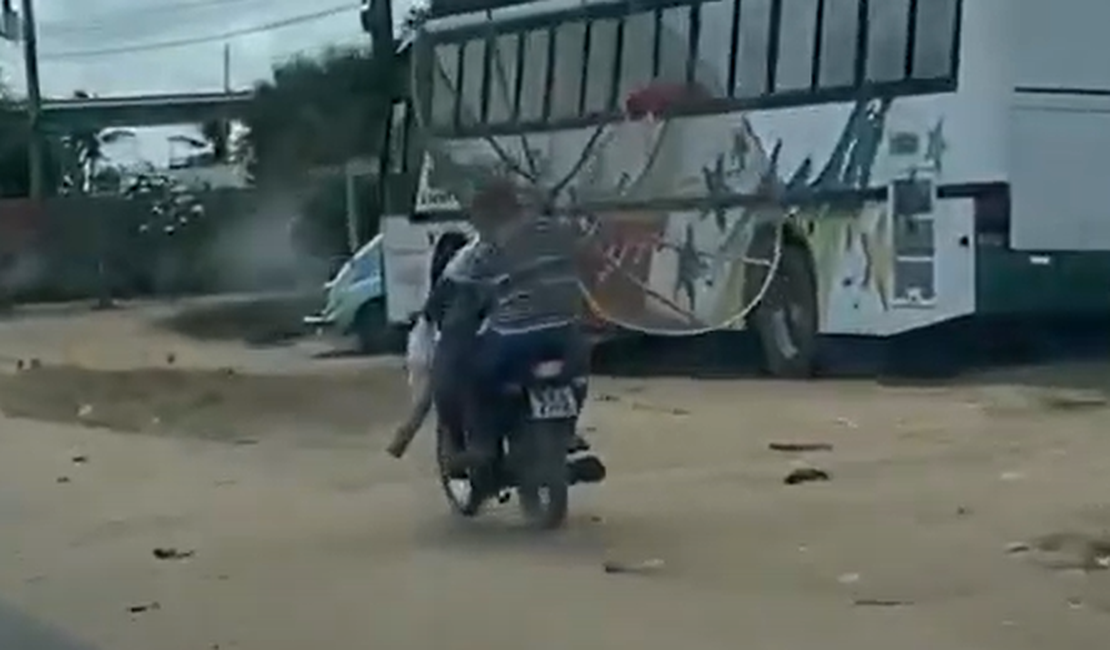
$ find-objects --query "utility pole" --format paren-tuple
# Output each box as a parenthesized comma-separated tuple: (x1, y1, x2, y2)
(362, 0, 394, 61)
(217, 42, 231, 163)
(19, 0, 43, 199)
(222, 42, 231, 93)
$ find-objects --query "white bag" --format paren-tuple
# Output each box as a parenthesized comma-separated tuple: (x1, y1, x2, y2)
(405, 317, 437, 392)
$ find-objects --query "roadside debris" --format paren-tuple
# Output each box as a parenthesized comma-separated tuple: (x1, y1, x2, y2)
(127, 601, 161, 614)
(631, 401, 689, 416)
(784, 467, 830, 485)
(769, 442, 833, 453)
(152, 547, 195, 561)
(1007, 532, 1110, 571)
(853, 598, 912, 607)
(837, 572, 861, 584)
(1036, 389, 1107, 411)
(603, 558, 665, 575)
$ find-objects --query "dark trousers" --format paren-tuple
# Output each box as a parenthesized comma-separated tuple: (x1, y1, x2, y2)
(431, 330, 472, 452)
(468, 324, 588, 456)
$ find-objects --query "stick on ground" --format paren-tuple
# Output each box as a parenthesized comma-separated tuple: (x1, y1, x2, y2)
(387, 380, 434, 458)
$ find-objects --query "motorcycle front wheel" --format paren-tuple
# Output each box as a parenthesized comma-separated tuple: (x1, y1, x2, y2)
(516, 420, 571, 530)
(436, 424, 484, 518)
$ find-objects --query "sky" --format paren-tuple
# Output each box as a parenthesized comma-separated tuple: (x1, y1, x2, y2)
(0, 0, 416, 166)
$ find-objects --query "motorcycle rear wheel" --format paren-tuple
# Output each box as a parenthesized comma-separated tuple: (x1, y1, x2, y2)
(517, 421, 571, 530)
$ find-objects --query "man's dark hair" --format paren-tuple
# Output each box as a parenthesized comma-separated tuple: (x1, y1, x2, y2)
(430, 231, 469, 284)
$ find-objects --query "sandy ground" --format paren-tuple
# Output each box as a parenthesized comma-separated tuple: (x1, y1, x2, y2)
(3, 298, 1110, 650)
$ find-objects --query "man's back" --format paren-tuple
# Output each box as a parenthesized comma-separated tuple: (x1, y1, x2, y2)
(479, 213, 583, 334)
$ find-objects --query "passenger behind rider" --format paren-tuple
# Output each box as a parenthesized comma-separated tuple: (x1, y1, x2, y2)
(431, 178, 590, 468)
(423, 231, 487, 465)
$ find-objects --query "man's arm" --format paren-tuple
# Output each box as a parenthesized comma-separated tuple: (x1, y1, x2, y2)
(422, 275, 453, 325)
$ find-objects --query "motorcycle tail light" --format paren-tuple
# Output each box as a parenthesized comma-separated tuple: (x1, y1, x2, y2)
(532, 360, 565, 378)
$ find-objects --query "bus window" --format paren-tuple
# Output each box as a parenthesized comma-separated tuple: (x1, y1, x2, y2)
(911, 0, 958, 79)
(551, 21, 587, 119)
(432, 42, 461, 126)
(693, 0, 734, 96)
(487, 33, 520, 123)
(656, 6, 689, 85)
(618, 12, 656, 103)
(734, 0, 772, 97)
(518, 29, 550, 122)
(583, 18, 619, 114)
(817, 0, 859, 89)
(459, 39, 486, 124)
(866, 0, 911, 83)
(776, 0, 821, 91)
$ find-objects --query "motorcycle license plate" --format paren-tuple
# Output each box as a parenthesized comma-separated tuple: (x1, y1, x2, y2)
(527, 386, 578, 420)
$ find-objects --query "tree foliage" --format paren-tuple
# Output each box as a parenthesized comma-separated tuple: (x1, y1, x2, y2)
(0, 83, 64, 198)
(238, 46, 397, 184)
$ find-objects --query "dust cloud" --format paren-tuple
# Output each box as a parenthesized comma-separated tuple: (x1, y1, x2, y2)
(200, 189, 332, 293)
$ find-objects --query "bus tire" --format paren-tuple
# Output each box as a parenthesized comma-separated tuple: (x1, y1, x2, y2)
(354, 299, 397, 354)
(751, 241, 819, 378)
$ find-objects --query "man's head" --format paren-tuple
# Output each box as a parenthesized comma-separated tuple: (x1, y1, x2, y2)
(467, 177, 522, 238)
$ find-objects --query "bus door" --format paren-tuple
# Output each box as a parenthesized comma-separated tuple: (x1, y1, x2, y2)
(380, 99, 426, 324)
(888, 173, 938, 310)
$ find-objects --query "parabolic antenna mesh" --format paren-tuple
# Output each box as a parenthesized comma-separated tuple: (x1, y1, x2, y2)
(411, 17, 785, 335)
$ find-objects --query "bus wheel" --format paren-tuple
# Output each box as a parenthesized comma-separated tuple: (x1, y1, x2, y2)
(751, 242, 818, 378)
(354, 299, 396, 355)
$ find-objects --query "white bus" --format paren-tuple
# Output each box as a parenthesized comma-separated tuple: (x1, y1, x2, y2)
(376, 0, 1110, 376)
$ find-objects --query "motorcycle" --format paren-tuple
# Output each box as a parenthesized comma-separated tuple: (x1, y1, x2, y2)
(436, 351, 606, 529)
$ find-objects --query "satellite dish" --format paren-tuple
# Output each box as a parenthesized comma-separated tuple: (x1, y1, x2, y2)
(411, 21, 784, 336)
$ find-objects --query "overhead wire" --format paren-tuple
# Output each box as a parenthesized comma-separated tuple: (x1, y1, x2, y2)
(39, 0, 292, 36)
(39, 3, 360, 60)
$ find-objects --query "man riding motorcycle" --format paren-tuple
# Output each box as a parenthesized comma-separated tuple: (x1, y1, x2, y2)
(426, 179, 591, 471)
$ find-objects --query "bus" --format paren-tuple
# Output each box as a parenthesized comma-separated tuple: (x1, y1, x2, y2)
(375, 0, 1110, 376)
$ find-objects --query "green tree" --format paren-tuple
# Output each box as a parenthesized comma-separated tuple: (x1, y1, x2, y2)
(0, 84, 64, 198)
(238, 45, 395, 183)
(236, 45, 400, 259)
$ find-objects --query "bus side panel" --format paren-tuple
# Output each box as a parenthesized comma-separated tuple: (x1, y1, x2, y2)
(1007, 0, 1110, 251)
(1008, 95, 1110, 251)
(380, 215, 472, 325)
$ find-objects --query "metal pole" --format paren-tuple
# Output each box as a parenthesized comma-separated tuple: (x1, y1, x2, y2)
(219, 42, 231, 163)
(344, 161, 359, 253)
(20, 0, 43, 199)
(222, 42, 231, 93)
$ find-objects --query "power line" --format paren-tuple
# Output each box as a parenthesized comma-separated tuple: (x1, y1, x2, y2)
(40, 4, 360, 60)
(39, 0, 301, 37)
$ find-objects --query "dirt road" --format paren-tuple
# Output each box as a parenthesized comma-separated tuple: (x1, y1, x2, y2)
(3, 300, 1110, 650)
